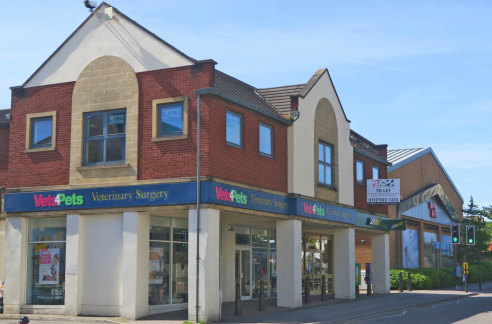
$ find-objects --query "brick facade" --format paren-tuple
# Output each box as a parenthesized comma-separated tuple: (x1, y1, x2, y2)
(0, 126, 9, 188)
(353, 152, 389, 215)
(9, 83, 74, 188)
(6, 62, 288, 193)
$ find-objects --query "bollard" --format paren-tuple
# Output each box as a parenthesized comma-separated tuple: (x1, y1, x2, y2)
(234, 282, 241, 316)
(258, 280, 265, 311)
(356, 285, 360, 297)
(407, 271, 412, 291)
(399, 271, 403, 292)
(367, 282, 372, 296)
(304, 278, 310, 304)
(321, 275, 326, 301)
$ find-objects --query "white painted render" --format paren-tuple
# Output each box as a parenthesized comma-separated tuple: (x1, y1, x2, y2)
(121, 212, 150, 319)
(372, 234, 390, 294)
(24, 4, 193, 88)
(220, 222, 236, 302)
(334, 227, 355, 299)
(65, 214, 84, 316)
(276, 219, 302, 308)
(4, 217, 25, 314)
(80, 213, 123, 316)
(288, 72, 354, 206)
(188, 209, 221, 323)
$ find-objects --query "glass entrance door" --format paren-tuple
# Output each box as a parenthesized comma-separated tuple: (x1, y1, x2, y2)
(235, 249, 252, 300)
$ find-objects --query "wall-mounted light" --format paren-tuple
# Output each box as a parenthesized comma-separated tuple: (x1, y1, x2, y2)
(228, 225, 235, 231)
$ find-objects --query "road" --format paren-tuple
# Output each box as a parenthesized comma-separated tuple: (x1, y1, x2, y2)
(351, 291, 492, 324)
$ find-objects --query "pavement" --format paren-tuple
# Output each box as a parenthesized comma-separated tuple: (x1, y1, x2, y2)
(0, 281, 490, 324)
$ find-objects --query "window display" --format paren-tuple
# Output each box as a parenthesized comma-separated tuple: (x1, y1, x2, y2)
(26, 217, 66, 305)
(149, 216, 188, 306)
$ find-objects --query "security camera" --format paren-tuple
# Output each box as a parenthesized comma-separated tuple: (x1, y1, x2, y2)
(84, 0, 97, 11)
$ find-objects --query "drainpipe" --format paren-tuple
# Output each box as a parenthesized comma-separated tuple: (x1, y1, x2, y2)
(195, 94, 201, 323)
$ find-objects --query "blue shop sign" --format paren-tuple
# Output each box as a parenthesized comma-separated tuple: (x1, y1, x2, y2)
(4, 182, 197, 212)
(4, 181, 356, 226)
(202, 182, 290, 215)
(294, 198, 356, 224)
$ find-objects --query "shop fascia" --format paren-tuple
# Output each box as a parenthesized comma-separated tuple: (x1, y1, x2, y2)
(5, 181, 396, 229)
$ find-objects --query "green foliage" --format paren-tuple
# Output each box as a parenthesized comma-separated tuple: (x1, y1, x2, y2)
(390, 261, 492, 290)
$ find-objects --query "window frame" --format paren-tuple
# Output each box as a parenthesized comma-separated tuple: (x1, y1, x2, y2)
(226, 110, 243, 149)
(356, 160, 365, 185)
(318, 141, 333, 187)
(372, 166, 380, 180)
(152, 96, 188, 142)
(82, 108, 126, 166)
(259, 122, 273, 158)
(25, 111, 57, 152)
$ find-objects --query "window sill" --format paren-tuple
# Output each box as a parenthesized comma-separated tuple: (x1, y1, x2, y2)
(25, 146, 56, 153)
(77, 162, 135, 178)
(152, 134, 187, 142)
(318, 183, 337, 191)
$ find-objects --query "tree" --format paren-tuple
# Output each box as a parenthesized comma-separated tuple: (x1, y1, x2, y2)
(460, 197, 490, 262)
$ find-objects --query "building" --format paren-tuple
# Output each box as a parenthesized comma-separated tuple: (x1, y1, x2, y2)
(350, 130, 391, 283)
(0, 108, 10, 282)
(387, 148, 464, 269)
(2, 3, 392, 322)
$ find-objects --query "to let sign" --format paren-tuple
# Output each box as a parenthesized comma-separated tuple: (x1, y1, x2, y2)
(367, 179, 400, 205)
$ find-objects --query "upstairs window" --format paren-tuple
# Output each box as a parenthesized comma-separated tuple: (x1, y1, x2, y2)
(31, 117, 52, 148)
(318, 142, 333, 186)
(259, 123, 273, 157)
(356, 160, 364, 184)
(83, 109, 126, 165)
(372, 166, 380, 179)
(26, 111, 57, 151)
(152, 97, 188, 141)
(226, 110, 242, 148)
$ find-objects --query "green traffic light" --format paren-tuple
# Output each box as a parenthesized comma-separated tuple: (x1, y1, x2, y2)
(453, 237, 458, 242)
(468, 239, 473, 244)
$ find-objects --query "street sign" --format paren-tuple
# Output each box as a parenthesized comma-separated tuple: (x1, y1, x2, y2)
(434, 241, 441, 249)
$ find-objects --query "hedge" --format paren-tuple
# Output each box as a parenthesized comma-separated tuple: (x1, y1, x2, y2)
(390, 260, 492, 290)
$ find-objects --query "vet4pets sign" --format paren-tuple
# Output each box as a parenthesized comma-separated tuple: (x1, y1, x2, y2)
(367, 179, 400, 205)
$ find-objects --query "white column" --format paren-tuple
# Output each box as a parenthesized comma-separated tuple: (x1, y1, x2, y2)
(276, 219, 302, 308)
(220, 224, 236, 302)
(122, 212, 149, 319)
(188, 208, 220, 323)
(65, 214, 84, 316)
(372, 233, 390, 294)
(4, 217, 25, 314)
(334, 227, 355, 299)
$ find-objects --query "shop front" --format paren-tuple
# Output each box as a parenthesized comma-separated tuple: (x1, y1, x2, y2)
(4, 180, 391, 320)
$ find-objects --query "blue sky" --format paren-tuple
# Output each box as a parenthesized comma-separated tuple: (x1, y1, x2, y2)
(1, 1, 491, 208)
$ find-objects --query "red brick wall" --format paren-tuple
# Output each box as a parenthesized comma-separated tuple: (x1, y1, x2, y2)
(8, 83, 74, 188)
(355, 235, 373, 270)
(7, 62, 287, 193)
(353, 153, 388, 215)
(205, 96, 288, 192)
(0, 126, 9, 188)
(136, 63, 215, 180)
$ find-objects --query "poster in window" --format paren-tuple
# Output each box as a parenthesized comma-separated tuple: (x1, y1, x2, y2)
(149, 247, 164, 284)
(423, 232, 438, 268)
(402, 229, 419, 268)
(39, 248, 60, 285)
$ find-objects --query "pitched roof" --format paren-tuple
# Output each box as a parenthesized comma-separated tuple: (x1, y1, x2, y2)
(257, 84, 304, 114)
(350, 130, 390, 165)
(214, 70, 278, 115)
(387, 148, 427, 165)
(388, 147, 463, 202)
(0, 109, 11, 127)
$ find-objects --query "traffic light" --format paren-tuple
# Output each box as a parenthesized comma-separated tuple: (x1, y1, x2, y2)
(466, 225, 476, 245)
(451, 224, 460, 244)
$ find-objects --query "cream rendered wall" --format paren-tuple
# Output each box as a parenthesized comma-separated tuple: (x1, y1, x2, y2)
(0, 219, 5, 284)
(24, 4, 193, 88)
(288, 72, 354, 205)
(80, 214, 123, 316)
